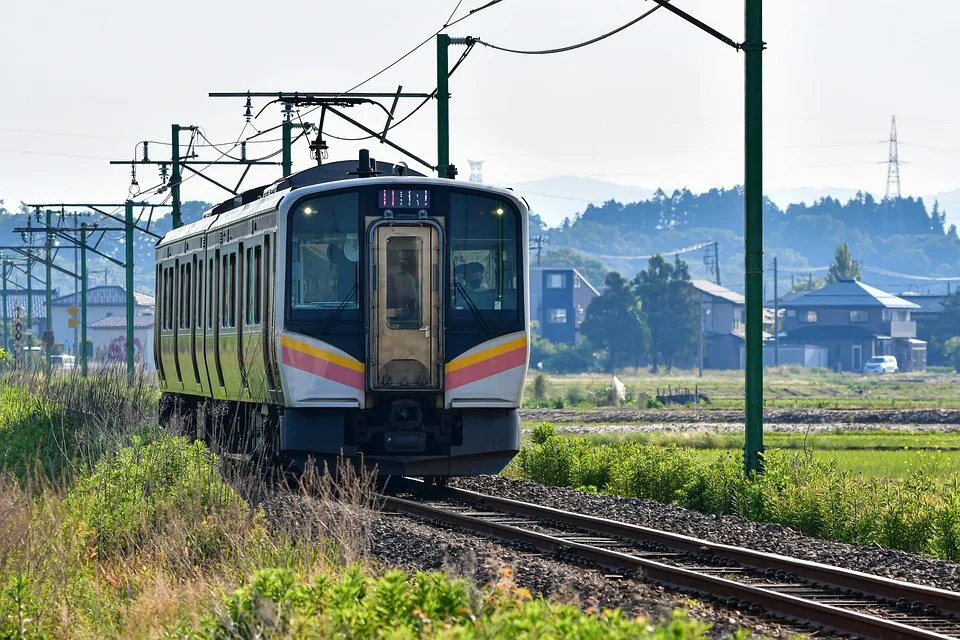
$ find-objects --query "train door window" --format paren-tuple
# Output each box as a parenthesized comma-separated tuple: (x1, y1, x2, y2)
(288, 192, 359, 322)
(263, 236, 271, 323)
(449, 193, 521, 325)
(385, 236, 423, 329)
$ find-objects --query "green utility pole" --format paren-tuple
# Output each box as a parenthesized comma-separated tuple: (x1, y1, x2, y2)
(743, 0, 765, 475)
(437, 34, 451, 179)
(44, 208, 53, 374)
(1, 259, 8, 354)
(80, 224, 88, 377)
(282, 103, 293, 177)
(26, 258, 32, 359)
(125, 201, 135, 382)
(171, 124, 183, 229)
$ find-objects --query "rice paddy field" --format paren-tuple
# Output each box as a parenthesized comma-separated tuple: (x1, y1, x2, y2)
(524, 367, 960, 410)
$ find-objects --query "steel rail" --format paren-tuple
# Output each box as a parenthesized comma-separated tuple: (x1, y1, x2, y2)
(382, 484, 960, 640)
(394, 481, 960, 618)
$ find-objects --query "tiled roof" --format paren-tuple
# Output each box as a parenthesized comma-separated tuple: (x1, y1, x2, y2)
(89, 313, 155, 329)
(782, 280, 920, 310)
(692, 280, 745, 305)
(51, 286, 152, 307)
(0, 291, 52, 320)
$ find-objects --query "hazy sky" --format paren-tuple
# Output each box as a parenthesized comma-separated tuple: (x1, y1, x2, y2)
(2, 0, 958, 215)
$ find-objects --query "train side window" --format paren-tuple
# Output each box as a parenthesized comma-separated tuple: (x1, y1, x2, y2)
(246, 246, 256, 326)
(184, 263, 192, 330)
(263, 236, 271, 325)
(208, 257, 215, 330)
(449, 193, 521, 322)
(196, 261, 203, 330)
(167, 266, 175, 330)
(254, 244, 262, 324)
(221, 254, 230, 329)
(229, 252, 237, 328)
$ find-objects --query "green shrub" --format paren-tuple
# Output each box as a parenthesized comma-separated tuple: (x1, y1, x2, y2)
(193, 566, 712, 640)
(645, 396, 663, 409)
(533, 374, 548, 401)
(566, 387, 585, 406)
(68, 435, 242, 557)
(551, 396, 565, 409)
(515, 431, 960, 560)
(530, 422, 557, 445)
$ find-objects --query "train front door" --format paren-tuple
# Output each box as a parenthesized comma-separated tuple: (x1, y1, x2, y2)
(370, 223, 441, 390)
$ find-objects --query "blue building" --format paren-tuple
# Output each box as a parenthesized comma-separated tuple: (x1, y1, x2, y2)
(530, 268, 599, 345)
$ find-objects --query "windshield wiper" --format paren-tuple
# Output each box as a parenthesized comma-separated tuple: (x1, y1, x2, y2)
(455, 281, 493, 334)
(319, 283, 359, 334)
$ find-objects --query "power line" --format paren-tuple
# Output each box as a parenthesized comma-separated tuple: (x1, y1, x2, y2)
(475, 5, 661, 55)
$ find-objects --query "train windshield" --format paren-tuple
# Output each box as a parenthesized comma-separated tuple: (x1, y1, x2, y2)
(449, 193, 521, 326)
(288, 192, 360, 316)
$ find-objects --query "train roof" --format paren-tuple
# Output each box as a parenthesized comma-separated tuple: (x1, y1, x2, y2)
(157, 151, 528, 249)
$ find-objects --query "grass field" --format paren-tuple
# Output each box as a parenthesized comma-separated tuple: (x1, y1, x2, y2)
(554, 429, 960, 479)
(514, 424, 960, 559)
(524, 367, 960, 410)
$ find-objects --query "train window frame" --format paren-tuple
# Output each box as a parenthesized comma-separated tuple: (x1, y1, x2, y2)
(285, 190, 362, 333)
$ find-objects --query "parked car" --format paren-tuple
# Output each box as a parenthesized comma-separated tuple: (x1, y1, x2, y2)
(51, 354, 76, 371)
(863, 355, 898, 374)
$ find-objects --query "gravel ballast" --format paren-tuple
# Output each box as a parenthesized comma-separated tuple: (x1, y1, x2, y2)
(451, 475, 960, 593)
(258, 490, 804, 637)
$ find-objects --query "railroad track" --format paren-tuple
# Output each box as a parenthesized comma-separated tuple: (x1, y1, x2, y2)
(381, 479, 960, 640)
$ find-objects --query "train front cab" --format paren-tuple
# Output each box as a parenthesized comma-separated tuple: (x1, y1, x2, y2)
(277, 181, 529, 477)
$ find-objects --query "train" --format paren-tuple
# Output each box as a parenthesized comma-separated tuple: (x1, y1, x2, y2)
(154, 150, 530, 479)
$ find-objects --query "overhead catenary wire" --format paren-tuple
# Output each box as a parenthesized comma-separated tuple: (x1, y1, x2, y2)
(322, 42, 476, 143)
(474, 4, 662, 55)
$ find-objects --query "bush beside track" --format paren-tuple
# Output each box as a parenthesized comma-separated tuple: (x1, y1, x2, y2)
(515, 424, 960, 561)
(0, 370, 722, 639)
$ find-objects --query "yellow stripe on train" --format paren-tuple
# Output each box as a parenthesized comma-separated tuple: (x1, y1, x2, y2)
(280, 336, 365, 373)
(445, 336, 527, 373)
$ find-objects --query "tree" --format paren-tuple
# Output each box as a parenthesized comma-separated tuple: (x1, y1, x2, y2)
(787, 276, 824, 295)
(825, 242, 862, 283)
(632, 255, 699, 372)
(579, 272, 648, 371)
(922, 290, 960, 366)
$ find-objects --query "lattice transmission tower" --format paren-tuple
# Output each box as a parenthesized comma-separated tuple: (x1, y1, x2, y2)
(468, 159, 484, 183)
(885, 115, 901, 200)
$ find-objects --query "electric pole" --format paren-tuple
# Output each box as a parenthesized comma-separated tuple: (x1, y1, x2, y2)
(743, 0, 765, 475)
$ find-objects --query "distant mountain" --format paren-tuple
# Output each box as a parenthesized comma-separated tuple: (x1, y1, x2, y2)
(501, 177, 655, 227)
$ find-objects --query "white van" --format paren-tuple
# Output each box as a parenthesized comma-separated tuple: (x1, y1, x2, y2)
(863, 355, 898, 374)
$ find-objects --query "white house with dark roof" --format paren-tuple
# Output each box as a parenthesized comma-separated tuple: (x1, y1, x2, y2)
(782, 279, 926, 372)
(49, 286, 154, 355)
(89, 312, 155, 370)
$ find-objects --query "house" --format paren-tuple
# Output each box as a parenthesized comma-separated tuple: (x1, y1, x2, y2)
(49, 286, 154, 355)
(781, 280, 926, 372)
(692, 279, 760, 370)
(900, 292, 948, 325)
(89, 313, 156, 371)
(530, 268, 599, 345)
